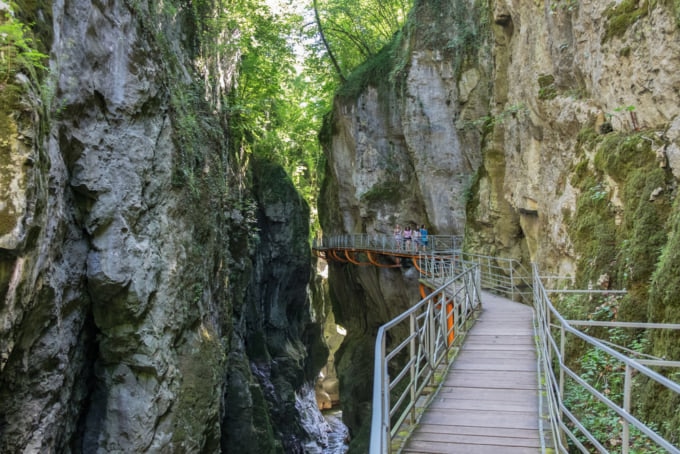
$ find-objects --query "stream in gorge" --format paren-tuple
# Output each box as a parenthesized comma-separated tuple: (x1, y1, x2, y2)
(321, 409, 349, 453)
(297, 385, 349, 453)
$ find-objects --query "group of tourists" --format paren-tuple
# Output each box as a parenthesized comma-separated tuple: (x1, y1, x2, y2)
(393, 223, 428, 251)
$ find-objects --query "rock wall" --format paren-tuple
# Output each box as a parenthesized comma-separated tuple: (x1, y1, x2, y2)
(469, 0, 680, 275)
(1, 1, 325, 452)
(320, 0, 680, 449)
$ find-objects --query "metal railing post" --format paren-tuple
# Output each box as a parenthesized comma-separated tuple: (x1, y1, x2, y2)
(622, 364, 632, 454)
(410, 312, 416, 425)
(559, 324, 565, 401)
(510, 265, 514, 301)
(428, 299, 436, 377)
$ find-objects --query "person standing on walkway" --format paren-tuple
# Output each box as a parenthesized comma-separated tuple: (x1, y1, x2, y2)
(413, 226, 421, 252)
(419, 224, 428, 252)
(403, 225, 412, 250)
(394, 224, 402, 250)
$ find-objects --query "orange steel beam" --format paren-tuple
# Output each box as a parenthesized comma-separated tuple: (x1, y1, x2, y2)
(329, 249, 348, 263)
(367, 251, 401, 268)
(316, 245, 457, 345)
(419, 282, 430, 299)
(446, 301, 454, 345)
(344, 250, 372, 266)
(412, 256, 427, 275)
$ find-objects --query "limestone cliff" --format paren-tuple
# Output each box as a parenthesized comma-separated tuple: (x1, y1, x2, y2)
(320, 0, 680, 449)
(0, 1, 325, 452)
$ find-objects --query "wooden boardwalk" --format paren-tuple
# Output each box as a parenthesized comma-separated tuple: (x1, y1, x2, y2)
(402, 292, 543, 453)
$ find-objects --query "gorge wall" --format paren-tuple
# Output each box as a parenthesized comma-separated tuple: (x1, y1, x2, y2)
(1, 1, 326, 452)
(319, 0, 680, 450)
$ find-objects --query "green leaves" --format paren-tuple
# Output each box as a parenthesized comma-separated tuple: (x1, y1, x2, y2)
(0, 5, 48, 83)
(309, 0, 413, 81)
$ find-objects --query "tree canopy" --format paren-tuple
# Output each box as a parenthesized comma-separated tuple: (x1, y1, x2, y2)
(215, 0, 412, 233)
(309, 0, 412, 81)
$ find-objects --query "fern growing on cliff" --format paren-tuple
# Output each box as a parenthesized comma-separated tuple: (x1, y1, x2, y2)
(0, 7, 47, 85)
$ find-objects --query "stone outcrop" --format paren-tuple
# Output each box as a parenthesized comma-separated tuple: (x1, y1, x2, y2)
(320, 0, 680, 450)
(1, 1, 325, 452)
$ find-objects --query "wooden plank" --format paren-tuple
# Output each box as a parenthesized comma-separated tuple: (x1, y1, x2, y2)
(453, 350, 536, 360)
(427, 401, 538, 415)
(403, 440, 540, 454)
(436, 387, 537, 402)
(464, 336, 535, 345)
(409, 431, 540, 446)
(412, 424, 539, 440)
(418, 408, 539, 430)
(443, 371, 537, 389)
(451, 359, 537, 371)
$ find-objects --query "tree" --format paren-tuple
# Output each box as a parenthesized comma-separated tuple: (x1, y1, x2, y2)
(306, 0, 412, 80)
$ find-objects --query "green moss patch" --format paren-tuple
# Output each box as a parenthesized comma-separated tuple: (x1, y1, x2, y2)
(593, 132, 652, 182)
(337, 42, 398, 100)
(602, 0, 649, 43)
(569, 129, 673, 294)
(360, 180, 402, 205)
(537, 74, 557, 100)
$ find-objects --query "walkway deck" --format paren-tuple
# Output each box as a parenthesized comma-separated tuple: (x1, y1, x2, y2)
(403, 292, 542, 454)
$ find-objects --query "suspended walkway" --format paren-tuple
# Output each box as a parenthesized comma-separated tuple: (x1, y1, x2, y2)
(312, 234, 680, 454)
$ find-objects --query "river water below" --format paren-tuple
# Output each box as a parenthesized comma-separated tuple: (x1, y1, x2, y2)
(297, 385, 349, 453)
(321, 409, 349, 453)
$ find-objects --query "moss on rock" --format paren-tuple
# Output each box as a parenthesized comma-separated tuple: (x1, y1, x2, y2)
(602, 0, 649, 43)
(569, 130, 672, 293)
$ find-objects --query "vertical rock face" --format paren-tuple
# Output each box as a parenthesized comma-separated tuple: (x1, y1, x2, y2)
(1, 1, 324, 452)
(320, 0, 680, 449)
(470, 0, 680, 272)
(222, 158, 327, 452)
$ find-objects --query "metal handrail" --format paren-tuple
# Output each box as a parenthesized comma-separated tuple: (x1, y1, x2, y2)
(459, 252, 533, 302)
(369, 264, 482, 453)
(312, 237, 680, 453)
(532, 264, 680, 454)
(313, 234, 463, 254)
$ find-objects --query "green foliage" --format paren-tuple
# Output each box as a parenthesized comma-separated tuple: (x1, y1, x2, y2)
(593, 132, 651, 182)
(602, 0, 649, 43)
(464, 103, 529, 133)
(442, 0, 490, 77)
(666, 0, 680, 28)
(569, 130, 672, 292)
(0, 6, 48, 83)
(567, 127, 679, 446)
(618, 168, 669, 284)
(648, 195, 680, 330)
(558, 297, 674, 452)
(0, 3, 48, 118)
(310, 0, 413, 81)
(563, 347, 669, 453)
(570, 176, 618, 285)
(549, 0, 579, 13)
(1, 2, 49, 183)
(336, 40, 397, 99)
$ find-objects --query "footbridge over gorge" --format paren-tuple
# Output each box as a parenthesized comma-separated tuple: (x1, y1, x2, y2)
(312, 235, 680, 454)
